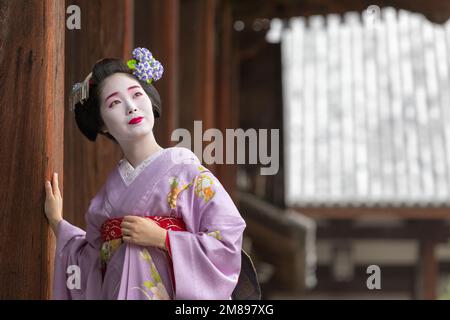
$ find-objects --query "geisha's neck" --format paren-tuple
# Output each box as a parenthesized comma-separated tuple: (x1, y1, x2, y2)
(119, 132, 163, 169)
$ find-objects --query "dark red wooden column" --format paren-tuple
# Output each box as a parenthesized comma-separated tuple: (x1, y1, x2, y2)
(0, 0, 65, 299)
(215, 0, 237, 197)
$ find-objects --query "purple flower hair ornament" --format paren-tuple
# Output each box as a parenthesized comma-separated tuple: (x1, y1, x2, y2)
(127, 47, 164, 85)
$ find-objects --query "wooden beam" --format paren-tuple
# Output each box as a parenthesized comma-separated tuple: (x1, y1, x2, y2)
(232, 0, 450, 24)
(292, 206, 450, 220)
(237, 191, 314, 292)
(317, 220, 450, 242)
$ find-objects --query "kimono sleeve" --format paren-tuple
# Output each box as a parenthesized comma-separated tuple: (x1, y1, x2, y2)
(52, 195, 104, 299)
(166, 164, 246, 300)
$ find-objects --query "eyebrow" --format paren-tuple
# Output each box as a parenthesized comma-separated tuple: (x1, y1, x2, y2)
(105, 86, 141, 102)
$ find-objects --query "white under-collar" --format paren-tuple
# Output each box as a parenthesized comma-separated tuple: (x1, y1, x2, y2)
(118, 148, 167, 186)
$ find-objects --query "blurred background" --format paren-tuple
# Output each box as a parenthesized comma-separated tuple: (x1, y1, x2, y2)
(1, 0, 450, 299)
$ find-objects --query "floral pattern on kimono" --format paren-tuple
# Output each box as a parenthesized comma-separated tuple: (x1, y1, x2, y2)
(167, 164, 216, 209)
(101, 238, 123, 267)
(164, 158, 246, 299)
(132, 248, 170, 300)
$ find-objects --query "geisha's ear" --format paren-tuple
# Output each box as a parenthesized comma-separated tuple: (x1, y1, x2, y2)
(98, 127, 118, 144)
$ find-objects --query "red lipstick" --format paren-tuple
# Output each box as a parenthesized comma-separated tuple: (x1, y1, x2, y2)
(129, 117, 143, 124)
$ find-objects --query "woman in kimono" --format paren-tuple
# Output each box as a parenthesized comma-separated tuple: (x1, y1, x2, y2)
(44, 48, 259, 300)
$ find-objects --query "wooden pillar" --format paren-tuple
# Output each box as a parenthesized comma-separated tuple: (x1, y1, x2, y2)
(198, 0, 216, 136)
(122, 0, 135, 60)
(416, 239, 438, 300)
(177, 0, 216, 170)
(411, 220, 447, 300)
(135, 0, 179, 147)
(215, 0, 237, 196)
(0, 0, 65, 299)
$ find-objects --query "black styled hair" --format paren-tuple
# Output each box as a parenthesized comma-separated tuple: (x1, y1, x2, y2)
(73, 58, 162, 143)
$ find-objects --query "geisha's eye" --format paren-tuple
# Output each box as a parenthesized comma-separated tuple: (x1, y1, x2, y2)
(109, 100, 120, 108)
(133, 92, 143, 98)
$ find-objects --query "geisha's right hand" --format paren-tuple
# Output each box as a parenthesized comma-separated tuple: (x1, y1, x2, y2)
(44, 172, 63, 235)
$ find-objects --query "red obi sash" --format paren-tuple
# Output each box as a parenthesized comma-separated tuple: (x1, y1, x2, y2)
(100, 216, 186, 293)
(101, 216, 186, 242)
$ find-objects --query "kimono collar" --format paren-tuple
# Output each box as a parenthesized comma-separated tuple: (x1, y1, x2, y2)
(118, 148, 167, 186)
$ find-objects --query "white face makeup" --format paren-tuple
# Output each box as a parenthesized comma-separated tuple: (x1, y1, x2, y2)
(99, 73, 155, 143)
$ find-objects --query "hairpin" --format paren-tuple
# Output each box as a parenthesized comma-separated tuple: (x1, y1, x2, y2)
(69, 72, 93, 111)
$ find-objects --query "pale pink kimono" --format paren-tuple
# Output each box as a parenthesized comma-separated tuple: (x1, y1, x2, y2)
(53, 147, 246, 299)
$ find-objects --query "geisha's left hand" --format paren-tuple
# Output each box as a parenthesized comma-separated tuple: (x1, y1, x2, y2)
(120, 216, 167, 250)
